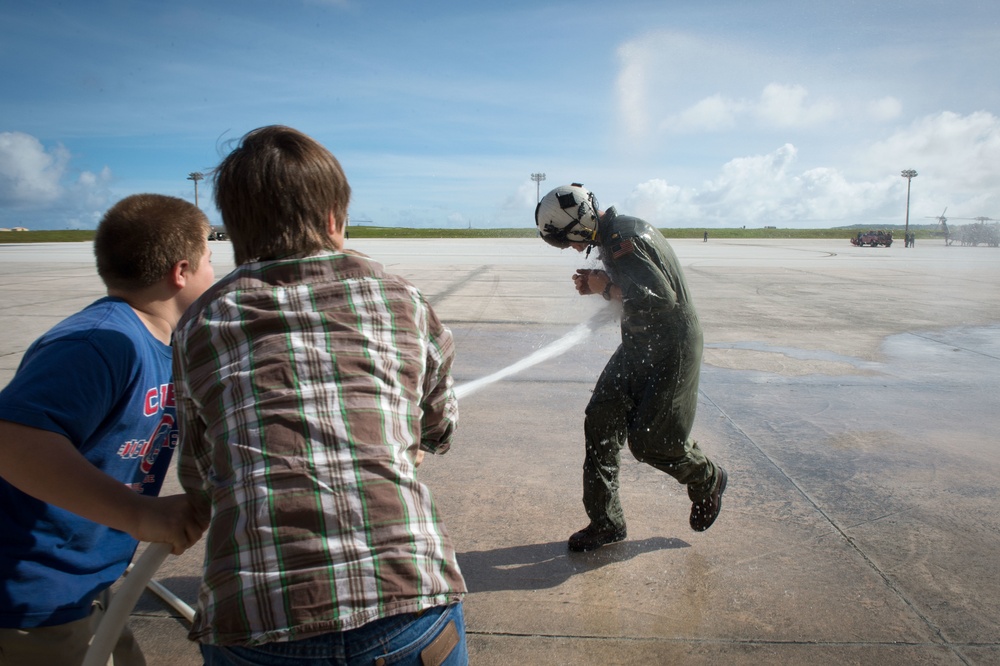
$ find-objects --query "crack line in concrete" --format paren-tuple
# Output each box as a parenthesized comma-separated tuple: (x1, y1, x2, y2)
(906, 331, 1000, 362)
(425, 265, 490, 307)
(699, 389, 972, 665)
(467, 629, 1000, 649)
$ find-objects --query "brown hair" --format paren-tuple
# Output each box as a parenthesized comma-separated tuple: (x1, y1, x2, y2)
(213, 125, 351, 265)
(94, 194, 209, 291)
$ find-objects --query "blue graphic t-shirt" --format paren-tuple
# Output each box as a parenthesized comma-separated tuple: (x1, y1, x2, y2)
(0, 297, 177, 628)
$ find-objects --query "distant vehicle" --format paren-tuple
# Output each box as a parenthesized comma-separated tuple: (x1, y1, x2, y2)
(850, 230, 893, 247)
(208, 227, 228, 241)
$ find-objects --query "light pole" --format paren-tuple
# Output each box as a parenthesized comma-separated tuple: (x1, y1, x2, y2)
(530, 172, 546, 203)
(187, 172, 204, 208)
(901, 169, 917, 246)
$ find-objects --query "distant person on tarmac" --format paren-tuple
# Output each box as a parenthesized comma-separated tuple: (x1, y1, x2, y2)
(535, 183, 728, 552)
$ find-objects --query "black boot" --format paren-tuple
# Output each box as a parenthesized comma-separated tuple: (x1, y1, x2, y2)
(568, 523, 627, 552)
(690, 466, 728, 532)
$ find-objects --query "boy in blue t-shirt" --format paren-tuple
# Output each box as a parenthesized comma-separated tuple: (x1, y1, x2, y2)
(0, 194, 215, 665)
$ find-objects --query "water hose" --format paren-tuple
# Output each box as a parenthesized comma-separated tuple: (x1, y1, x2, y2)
(84, 306, 612, 665)
(82, 543, 172, 666)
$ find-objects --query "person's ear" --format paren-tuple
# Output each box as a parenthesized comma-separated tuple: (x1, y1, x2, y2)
(327, 211, 340, 236)
(170, 260, 192, 289)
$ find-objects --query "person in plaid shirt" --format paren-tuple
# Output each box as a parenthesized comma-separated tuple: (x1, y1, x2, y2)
(173, 125, 467, 666)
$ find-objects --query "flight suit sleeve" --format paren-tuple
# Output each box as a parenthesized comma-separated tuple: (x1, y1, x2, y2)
(605, 236, 678, 313)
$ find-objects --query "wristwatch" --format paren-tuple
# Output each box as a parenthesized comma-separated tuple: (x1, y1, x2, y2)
(602, 281, 614, 301)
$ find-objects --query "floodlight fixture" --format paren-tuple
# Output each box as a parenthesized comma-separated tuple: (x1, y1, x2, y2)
(901, 169, 918, 245)
(187, 172, 205, 208)
(531, 172, 546, 203)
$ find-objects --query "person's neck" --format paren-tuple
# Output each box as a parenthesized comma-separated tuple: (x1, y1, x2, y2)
(108, 290, 176, 345)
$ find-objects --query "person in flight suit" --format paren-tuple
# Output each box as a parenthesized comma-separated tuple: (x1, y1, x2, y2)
(535, 183, 728, 552)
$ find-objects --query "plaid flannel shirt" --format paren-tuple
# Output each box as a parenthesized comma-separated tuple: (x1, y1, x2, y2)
(173, 250, 465, 646)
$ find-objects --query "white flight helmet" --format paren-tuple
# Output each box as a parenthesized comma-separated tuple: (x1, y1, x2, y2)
(535, 183, 600, 249)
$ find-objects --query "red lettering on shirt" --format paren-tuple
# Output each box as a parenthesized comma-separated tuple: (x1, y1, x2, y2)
(144, 383, 174, 415)
(144, 388, 159, 416)
(161, 383, 175, 408)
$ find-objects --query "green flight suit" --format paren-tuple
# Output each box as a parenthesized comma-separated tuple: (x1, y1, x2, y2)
(583, 208, 719, 531)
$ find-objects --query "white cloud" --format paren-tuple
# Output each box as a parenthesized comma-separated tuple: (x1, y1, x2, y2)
(755, 83, 839, 128)
(0, 132, 70, 205)
(624, 178, 698, 222)
(615, 41, 654, 138)
(664, 94, 744, 133)
(0, 132, 113, 229)
(615, 30, 904, 144)
(619, 110, 1000, 228)
(608, 24, 997, 228)
(503, 181, 539, 211)
(623, 143, 902, 227)
(868, 96, 903, 122)
(855, 111, 1000, 216)
(659, 83, 893, 136)
(863, 111, 1000, 182)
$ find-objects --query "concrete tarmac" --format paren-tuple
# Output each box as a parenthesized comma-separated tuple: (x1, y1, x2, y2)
(1, 238, 998, 665)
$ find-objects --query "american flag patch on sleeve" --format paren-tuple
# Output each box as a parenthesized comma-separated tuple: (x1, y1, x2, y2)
(612, 238, 635, 259)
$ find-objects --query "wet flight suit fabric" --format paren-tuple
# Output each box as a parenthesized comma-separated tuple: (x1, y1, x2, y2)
(583, 208, 717, 531)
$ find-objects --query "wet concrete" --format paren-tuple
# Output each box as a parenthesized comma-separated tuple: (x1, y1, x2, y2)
(1, 238, 998, 665)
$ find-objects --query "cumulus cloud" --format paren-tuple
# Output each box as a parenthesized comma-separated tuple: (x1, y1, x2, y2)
(623, 143, 902, 227)
(0, 131, 112, 228)
(624, 179, 698, 222)
(851, 111, 1000, 216)
(0, 132, 70, 205)
(616, 30, 903, 142)
(607, 25, 996, 227)
(756, 83, 839, 128)
(862, 111, 1000, 185)
(658, 83, 895, 136)
(665, 94, 744, 133)
(619, 109, 1000, 228)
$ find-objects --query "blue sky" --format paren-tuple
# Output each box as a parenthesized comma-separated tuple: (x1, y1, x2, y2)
(2, 0, 999, 230)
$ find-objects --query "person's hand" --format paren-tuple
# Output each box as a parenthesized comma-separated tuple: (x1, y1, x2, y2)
(414, 449, 426, 468)
(573, 269, 609, 296)
(131, 493, 208, 555)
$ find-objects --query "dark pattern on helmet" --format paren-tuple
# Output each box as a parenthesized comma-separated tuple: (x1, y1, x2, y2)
(535, 184, 600, 246)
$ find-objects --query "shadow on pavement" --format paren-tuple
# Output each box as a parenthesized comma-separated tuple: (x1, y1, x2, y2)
(459, 537, 690, 592)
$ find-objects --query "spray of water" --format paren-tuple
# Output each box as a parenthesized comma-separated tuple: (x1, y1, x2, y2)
(454, 307, 615, 401)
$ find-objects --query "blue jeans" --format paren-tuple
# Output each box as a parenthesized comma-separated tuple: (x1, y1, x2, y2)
(200, 603, 467, 666)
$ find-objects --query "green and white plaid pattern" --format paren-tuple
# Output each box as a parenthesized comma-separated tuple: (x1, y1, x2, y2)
(173, 251, 464, 646)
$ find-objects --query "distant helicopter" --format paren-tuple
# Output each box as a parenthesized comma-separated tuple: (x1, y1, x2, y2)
(925, 207, 950, 244)
(952, 216, 999, 247)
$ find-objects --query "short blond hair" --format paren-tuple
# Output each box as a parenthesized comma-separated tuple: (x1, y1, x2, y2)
(213, 125, 351, 265)
(94, 194, 209, 291)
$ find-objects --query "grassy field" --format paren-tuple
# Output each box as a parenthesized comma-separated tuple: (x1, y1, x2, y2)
(0, 230, 98, 243)
(0, 226, 943, 243)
